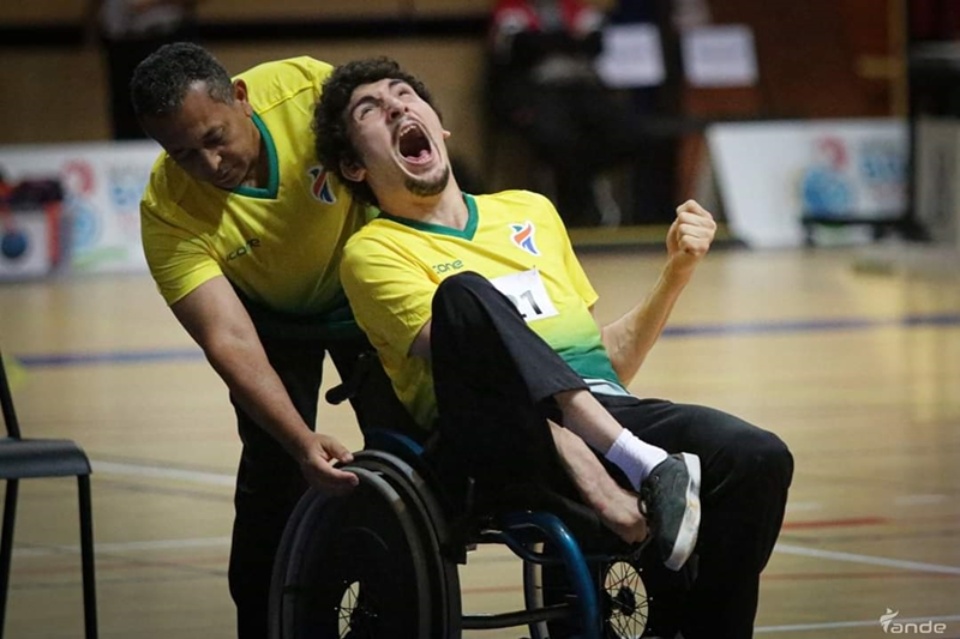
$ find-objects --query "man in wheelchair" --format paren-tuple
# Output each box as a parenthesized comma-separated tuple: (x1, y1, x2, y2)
(315, 57, 794, 638)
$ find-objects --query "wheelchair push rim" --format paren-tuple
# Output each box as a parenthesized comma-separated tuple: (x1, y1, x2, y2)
(270, 467, 433, 638)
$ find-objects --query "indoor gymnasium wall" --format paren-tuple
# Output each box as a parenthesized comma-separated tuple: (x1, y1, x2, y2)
(0, 0, 496, 162)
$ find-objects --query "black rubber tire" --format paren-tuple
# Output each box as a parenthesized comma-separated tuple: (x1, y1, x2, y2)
(351, 450, 462, 637)
(270, 466, 435, 638)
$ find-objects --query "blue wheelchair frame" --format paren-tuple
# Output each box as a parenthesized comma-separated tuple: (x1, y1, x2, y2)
(369, 428, 603, 637)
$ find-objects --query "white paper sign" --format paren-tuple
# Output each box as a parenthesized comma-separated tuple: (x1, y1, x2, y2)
(707, 119, 907, 248)
(597, 23, 665, 88)
(682, 25, 758, 87)
(490, 269, 559, 323)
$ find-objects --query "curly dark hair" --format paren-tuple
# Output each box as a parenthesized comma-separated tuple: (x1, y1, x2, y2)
(314, 57, 439, 206)
(130, 42, 234, 119)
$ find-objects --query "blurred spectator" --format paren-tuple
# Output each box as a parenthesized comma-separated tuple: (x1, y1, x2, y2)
(88, 0, 202, 139)
(487, 0, 653, 227)
(910, 0, 960, 41)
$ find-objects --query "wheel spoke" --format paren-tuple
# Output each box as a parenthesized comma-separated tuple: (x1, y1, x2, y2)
(603, 561, 648, 639)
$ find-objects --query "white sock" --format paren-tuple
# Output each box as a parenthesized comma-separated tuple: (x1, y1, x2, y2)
(604, 430, 669, 490)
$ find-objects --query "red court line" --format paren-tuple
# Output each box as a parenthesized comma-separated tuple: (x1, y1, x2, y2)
(782, 516, 889, 529)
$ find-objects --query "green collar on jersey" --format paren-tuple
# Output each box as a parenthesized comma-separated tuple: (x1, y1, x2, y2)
(377, 193, 478, 240)
(232, 112, 280, 199)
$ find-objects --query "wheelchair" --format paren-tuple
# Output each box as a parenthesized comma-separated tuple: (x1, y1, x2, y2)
(269, 356, 655, 639)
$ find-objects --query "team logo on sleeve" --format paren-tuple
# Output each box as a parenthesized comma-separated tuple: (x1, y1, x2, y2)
(510, 221, 540, 256)
(307, 166, 336, 204)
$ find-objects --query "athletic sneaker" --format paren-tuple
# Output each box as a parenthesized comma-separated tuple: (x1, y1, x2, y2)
(639, 452, 702, 571)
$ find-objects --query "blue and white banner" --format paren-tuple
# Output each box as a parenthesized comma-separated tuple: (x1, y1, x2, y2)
(707, 119, 907, 248)
(0, 140, 160, 275)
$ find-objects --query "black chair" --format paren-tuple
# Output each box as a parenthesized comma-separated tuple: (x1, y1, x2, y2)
(0, 350, 98, 638)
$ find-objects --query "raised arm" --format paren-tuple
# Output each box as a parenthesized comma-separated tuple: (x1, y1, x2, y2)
(171, 275, 359, 494)
(600, 200, 716, 385)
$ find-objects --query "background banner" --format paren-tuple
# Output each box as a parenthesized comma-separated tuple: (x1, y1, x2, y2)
(0, 141, 160, 275)
(707, 119, 907, 248)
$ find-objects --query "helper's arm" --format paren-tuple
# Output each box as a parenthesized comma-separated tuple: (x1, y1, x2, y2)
(172, 276, 359, 493)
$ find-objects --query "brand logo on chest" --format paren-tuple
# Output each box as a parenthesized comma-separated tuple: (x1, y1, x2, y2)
(227, 238, 261, 261)
(307, 166, 336, 204)
(510, 221, 540, 256)
(431, 259, 464, 274)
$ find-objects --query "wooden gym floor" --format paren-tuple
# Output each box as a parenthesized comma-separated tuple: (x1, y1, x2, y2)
(0, 244, 958, 638)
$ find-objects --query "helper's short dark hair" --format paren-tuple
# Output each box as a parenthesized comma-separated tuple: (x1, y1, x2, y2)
(130, 42, 234, 119)
(314, 57, 439, 206)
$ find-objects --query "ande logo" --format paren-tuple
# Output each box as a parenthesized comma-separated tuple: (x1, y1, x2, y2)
(880, 609, 947, 634)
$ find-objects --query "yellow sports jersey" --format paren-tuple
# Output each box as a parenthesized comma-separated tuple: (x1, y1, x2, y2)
(140, 57, 365, 314)
(340, 190, 625, 429)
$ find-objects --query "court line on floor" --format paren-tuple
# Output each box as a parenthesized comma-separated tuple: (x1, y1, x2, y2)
(784, 501, 823, 512)
(782, 516, 888, 529)
(25, 531, 957, 582)
(16, 347, 205, 367)
(93, 459, 235, 486)
(13, 312, 960, 369)
(663, 312, 960, 337)
(775, 543, 960, 575)
(15, 536, 232, 558)
(19, 535, 960, 633)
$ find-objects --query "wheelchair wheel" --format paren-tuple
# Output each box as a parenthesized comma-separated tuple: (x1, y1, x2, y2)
(602, 561, 649, 638)
(525, 550, 649, 639)
(270, 466, 436, 638)
(350, 450, 462, 636)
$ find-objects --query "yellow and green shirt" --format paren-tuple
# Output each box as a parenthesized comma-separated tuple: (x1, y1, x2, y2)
(340, 189, 625, 429)
(140, 56, 366, 315)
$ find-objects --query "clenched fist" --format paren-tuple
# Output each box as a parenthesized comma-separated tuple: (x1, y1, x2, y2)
(666, 199, 716, 272)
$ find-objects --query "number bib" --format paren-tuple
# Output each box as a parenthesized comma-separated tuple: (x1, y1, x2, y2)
(489, 269, 559, 323)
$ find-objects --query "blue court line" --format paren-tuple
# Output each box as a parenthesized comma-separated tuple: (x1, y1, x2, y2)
(17, 348, 205, 368)
(662, 312, 960, 337)
(11, 312, 960, 369)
